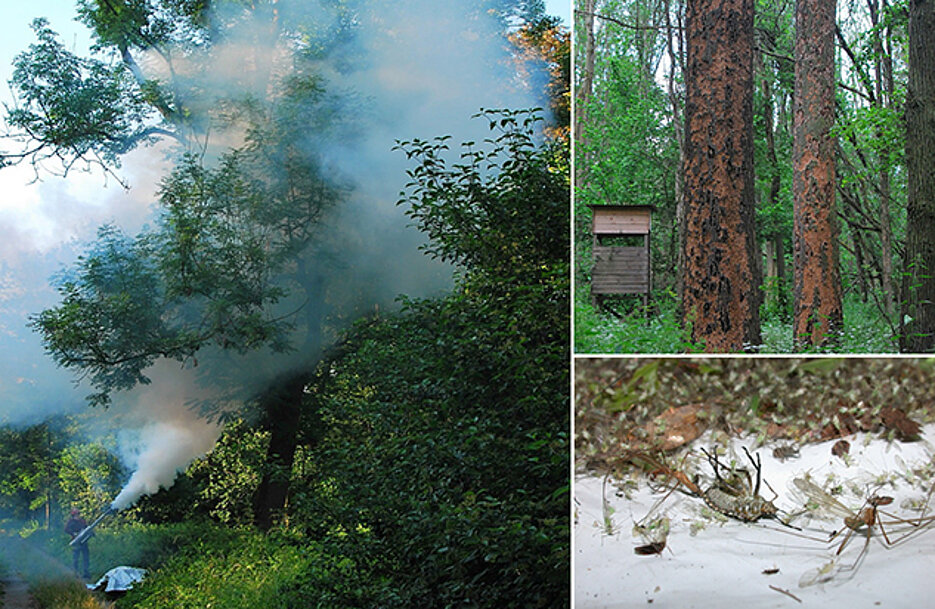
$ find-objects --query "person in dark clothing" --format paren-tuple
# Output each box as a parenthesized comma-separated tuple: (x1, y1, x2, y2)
(64, 508, 91, 579)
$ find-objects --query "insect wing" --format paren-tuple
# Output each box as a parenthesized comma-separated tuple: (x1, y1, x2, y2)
(792, 478, 855, 520)
(798, 560, 836, 588)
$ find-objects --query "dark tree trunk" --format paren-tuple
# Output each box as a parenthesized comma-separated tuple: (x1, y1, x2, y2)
(793, 0, 842, 349)
(901, 0, 935, 352)
(253, 373, 308, 531)
(252, 267, 324, 530)
(681, 0, 761, 351)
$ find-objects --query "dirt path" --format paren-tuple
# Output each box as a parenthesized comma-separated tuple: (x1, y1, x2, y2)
(0, 573, 35, 609)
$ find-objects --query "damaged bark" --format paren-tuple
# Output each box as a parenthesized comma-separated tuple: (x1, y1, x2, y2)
(681, 0, 762, 351)
(793, 0, 842, 349)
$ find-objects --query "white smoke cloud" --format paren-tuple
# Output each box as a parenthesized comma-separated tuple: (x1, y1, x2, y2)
(111, 420, 219, 511)
(3, 0, 552, 508)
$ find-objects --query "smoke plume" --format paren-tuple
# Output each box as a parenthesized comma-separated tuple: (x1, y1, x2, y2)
(110, 420, 219, 511)
(2, 0, 549, 509)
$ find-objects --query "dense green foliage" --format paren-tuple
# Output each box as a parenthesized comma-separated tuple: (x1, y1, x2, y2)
(1, 108, 569, 607)
(3, 0, 568, 604)
(577, 291, 897, 353)
(574, 0, 913, 351)
(314, 118, 571, 598)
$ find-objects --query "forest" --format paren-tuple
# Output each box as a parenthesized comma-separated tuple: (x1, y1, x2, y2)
(0, 2, 569, 608)
(574, 0, 935, 353)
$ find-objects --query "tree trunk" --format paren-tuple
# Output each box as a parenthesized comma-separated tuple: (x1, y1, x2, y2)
(252, 265, 324, 530)
(665, 0, 687, 311)
(681, 0, 761, 351)
(253, 373, 307, 530)
(870, 0, 896, 320)
(793, 0, 842, 349)
(901, 0, 935, 352)
(575, 0, 596, 186)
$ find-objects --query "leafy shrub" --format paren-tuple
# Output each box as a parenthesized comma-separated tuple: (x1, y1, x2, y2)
(120, 529, 357, 609)
(575, 289, 703, 353)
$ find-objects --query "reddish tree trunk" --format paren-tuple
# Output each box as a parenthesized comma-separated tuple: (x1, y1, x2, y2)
(793, 0, 842, 349)
(901, 0, 935, 352)
(681, 0, 761, 352)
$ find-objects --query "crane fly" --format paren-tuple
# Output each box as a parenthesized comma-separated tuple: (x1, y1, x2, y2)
(792, 475, 935, 585)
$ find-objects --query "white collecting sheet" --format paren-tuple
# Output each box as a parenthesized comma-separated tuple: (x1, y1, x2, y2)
(574, 425, 935, 608)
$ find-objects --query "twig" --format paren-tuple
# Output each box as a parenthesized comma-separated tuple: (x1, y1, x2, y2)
(769, 585, 802, 603)
(575, 9, 681, 31)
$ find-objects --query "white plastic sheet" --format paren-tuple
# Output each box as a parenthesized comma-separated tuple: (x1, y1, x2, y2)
(87, 566, 147, 592)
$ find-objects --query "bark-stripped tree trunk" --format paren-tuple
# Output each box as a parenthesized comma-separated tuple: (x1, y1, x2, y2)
(901, 0, 935, 352)
(681, 0, 761, 351)
(792, 0, 842, 349)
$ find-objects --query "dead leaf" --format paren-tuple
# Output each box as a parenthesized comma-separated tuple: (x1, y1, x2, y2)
(831, 439, 850, 458)
(880, 407, 921, 440)
(644, 404, 708, 450)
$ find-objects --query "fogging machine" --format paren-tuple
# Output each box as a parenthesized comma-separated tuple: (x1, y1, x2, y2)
(69, 505, 116, 547)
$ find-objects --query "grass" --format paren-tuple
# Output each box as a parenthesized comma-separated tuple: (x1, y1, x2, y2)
(0, 521, 237, 609)
(15, 521, 364, 609)
(0, 535, 105, 609)
(30, 579, 109, 609)
(119, 528, 361, 609)
(575, 287, 900, 353)
(574, 288, 702, 353)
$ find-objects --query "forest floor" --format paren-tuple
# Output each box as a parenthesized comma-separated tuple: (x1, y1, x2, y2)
(0, 536, 107, 609)
(0, 572, 34, 609)
(575, 426, 935, 608)
(574, 291, 897, 354)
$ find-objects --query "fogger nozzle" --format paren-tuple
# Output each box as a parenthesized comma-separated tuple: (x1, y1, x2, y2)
(69, 506, 116, 547)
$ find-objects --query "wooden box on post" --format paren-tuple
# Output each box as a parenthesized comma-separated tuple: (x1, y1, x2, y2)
(588, 205, 653, 317)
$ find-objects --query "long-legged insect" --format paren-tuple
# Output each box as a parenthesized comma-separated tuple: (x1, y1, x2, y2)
(697, 446, 800, 529)
(633, 447, 797, 528)
(793, 476, 935, 554)
(792, 476, 935, 585)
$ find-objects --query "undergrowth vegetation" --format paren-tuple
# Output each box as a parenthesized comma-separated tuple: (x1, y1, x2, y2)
(575, 290, 898, 353)
(1, 109, 569, 609)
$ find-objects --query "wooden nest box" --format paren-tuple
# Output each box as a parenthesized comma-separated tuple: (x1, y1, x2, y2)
(588, 205, 653, 314)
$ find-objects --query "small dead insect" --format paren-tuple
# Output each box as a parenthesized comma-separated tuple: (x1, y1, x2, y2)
(632, 516, 670, 557)
(634, 541, 666, 555)
(772, 444, 800, 462)
(762, 567, 780, 575)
